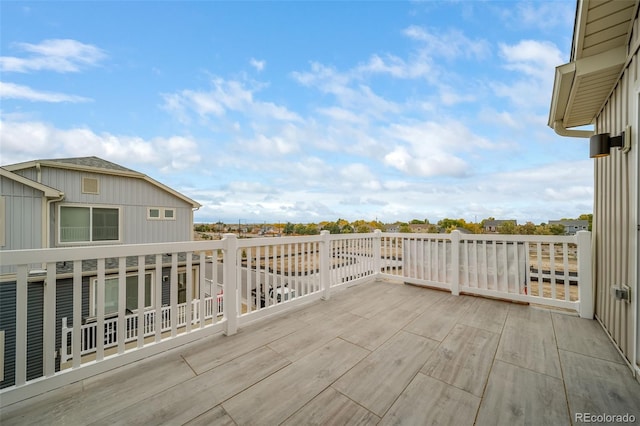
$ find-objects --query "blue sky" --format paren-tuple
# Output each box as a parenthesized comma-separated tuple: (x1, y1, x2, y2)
(1, 1, 591, 225)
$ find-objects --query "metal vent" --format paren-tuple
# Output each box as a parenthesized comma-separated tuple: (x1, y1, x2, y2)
(82, 177, 99, 194)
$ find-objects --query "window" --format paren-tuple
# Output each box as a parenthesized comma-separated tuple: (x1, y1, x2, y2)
(147, 207, 176, 221)
(177, 267, 199, 304)
(82, 177, 99, 194)
(59, 205, 120, 243)
(0, 196, 5, 247)
(91, 272, 154, 316)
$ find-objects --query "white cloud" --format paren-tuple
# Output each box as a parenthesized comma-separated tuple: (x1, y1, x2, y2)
(0, 119, 201, 172)
(162, 77, 301, 123)
(0, 39, 107, 73)
(403, 25, 491, 61)
(0, 82, 92, 103)
(511, 2, 575, 31)
(356, 53, 432, 79)
(250, 58, 265, 72)
(499, 40, 563, 81)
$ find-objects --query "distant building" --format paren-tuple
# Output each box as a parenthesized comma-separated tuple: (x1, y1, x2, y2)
(384, 223, 401, 233)
(483, 220, 517, 233)
(548, 220, 589, 235)
(408, 224, 429, 233)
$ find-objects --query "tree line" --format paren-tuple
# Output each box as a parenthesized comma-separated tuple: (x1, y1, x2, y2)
(195, 214, 592, 236)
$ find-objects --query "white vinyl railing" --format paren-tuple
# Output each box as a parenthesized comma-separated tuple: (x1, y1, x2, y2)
(0, 230, 591, 406)
(379, 231, 592, 313)
(59, 295, 224, 363)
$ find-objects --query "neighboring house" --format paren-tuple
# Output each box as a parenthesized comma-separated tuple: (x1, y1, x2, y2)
(0, 157, 207, 389)
(384, 223, 401, 233)
(482, 220, 517, 233)
(408, 224, 429, 233)
(548, 219, 589, 235)
(548, 0, 639, 375)
(2, 156, 201, 249)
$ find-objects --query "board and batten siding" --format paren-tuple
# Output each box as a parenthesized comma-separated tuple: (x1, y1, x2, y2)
(592, 12, 640, 369)
(14, 167, 195, 245)
(0, 175, 44, 251)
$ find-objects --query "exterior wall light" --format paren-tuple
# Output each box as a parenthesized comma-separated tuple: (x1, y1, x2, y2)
(589, 125, 632, 158)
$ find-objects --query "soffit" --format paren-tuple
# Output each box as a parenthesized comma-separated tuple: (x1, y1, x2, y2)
(549, 0, 637, 130)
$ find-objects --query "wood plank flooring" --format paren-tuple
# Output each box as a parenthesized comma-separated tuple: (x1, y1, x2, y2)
(2, 279, 639, 425)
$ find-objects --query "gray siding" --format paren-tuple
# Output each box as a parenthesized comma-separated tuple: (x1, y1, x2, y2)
(1, 265, 179, 389)
(0, 175, 44, 251)
(13, 167, 194, 246)
(0, 281, 45, 390)
(592, 13, 639, 365)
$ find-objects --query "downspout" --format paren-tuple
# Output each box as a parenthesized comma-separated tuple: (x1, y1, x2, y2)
(45, 193, 65, 248)
(552, 120, 593, 138)
(36, 162, 42, 183)
(191, 206, 200, 241)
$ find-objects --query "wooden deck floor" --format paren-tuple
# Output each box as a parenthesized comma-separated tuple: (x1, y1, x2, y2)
(2, 280, 639, 425)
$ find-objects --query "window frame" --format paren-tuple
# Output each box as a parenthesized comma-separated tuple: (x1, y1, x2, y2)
(89, 271, 155, 317)
(147, 207, 176, 221)
(177, 266, 200, 304)
(0, 196, 5, 247)
(58, 204, 122, 245)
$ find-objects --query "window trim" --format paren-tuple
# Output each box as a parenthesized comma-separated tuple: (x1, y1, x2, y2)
(89, 271, 155, 317)
(147, 207, 176, 221)
(0, 196, 5, 247)
(177, 266, 200, 304)
(58, 203, 122, 245)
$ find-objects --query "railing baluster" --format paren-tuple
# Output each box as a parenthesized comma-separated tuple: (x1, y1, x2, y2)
(72, 260, 82, 368)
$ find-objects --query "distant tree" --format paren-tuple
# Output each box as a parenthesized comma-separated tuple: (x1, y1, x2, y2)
(462, 222, 483, 234)
(369, 220, 385, 230)
(341, 224, 354, 234)
(549, 224, 566, 235)
(322, 221, 341, 234)
(283, 222, 294, 235)
(518, 222, 536, 235)
(497, 221, 517, 234)
(305, 223, 320, 235)
(356, 224, 371, 233)
(399, 223, 411, 233)
(438, 218, 466, 233)
(578, 213, 593, 231)
(410, 219, 425, 224)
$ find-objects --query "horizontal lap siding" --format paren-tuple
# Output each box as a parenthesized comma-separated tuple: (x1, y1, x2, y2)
(593, 22, 638, 362)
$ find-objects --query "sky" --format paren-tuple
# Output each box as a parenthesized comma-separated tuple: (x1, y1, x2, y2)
(0, 1, 592, 225)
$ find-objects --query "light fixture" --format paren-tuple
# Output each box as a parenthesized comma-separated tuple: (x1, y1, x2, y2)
(589, 126, 632, 158)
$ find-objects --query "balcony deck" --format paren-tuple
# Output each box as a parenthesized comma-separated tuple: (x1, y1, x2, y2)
(2, 279, 639, 425)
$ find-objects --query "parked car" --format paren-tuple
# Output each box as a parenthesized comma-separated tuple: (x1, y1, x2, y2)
(251, 286, 295, 308)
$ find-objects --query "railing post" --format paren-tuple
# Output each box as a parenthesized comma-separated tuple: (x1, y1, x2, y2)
(576, 230, 593, 319)
(450, 230, 461, 296)
(373, 229, 382, 277)
(223, 233, 239, 336)
(320, 230, 331, 300)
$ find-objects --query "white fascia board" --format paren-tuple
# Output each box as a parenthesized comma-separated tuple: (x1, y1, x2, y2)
(0, 168, 64, 198)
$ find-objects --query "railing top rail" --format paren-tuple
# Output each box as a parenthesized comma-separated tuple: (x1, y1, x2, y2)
(0, 239, 225, 266)
(326, 232, 378, 241)
(457, 233, 579, 243)
(383, 232, 583, 244)
(235, 234, 323, 248)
